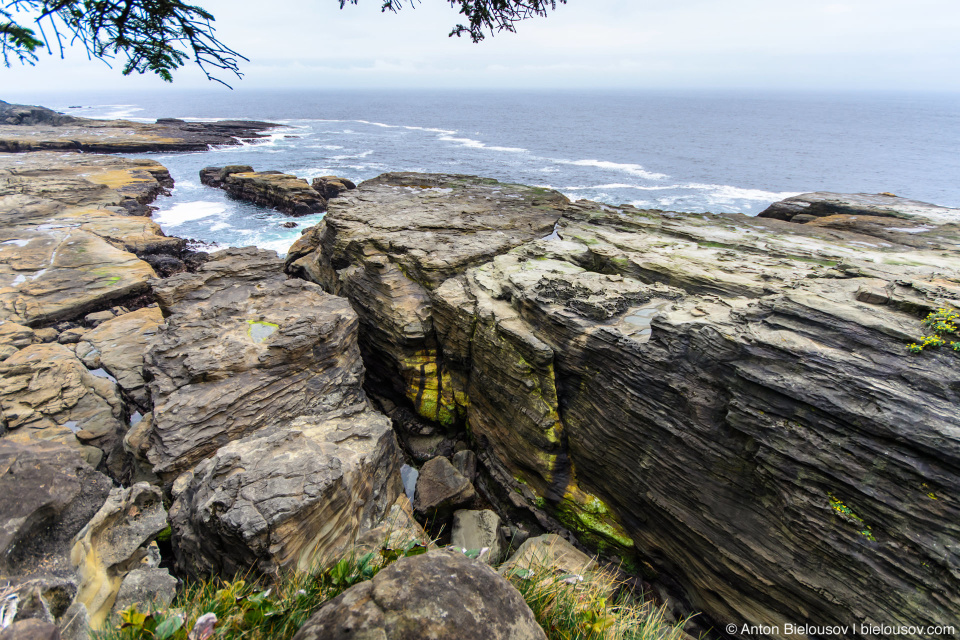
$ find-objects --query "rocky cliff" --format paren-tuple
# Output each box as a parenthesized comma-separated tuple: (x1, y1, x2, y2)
(287, 174, 960, 638)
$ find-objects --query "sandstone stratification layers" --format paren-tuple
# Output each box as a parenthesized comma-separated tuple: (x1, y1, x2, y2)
(288, 177, 960, 639)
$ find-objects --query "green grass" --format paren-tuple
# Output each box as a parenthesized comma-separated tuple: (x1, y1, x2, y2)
(95, 541, 688, 640)
(504, 563, 690, 640)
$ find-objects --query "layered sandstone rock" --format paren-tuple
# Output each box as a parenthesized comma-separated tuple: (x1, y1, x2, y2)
(288, 173, 960, 639)
(0, 152, 184, 327)
(144, 247, 370, 480)
(200, 166, 327, 215)
(170, 404, 402, 579)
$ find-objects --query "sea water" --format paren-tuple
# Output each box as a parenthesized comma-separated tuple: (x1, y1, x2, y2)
(30, 89, 960, 256)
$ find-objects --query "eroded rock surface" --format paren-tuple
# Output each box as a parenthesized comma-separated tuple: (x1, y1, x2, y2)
(291, 550, 546, 640)
(144, 247, 369, 480)
(288, 173, 960, 638)
(0, 152, 181, 326)
(170, 404, 402, 579)
(0, 343, 128, 470)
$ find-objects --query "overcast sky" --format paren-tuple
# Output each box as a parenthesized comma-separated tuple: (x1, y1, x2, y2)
(4, 0, 960, 93)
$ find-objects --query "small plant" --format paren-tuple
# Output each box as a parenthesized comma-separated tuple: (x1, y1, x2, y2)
(93, 539, 429, 640)
(907, 307, 959, 354)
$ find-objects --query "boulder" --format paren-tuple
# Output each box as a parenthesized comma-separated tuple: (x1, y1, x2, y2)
(0, 440, 112, 593)
(291, 550, 546, 640)
(109, 568, 177, 615)
(74, 307, 163, 411)
(353, 495, 434, 558)
(170, 404, 402, 579)
(0, 343, 127, 470)
(145, 247, 367, 480)
(310, 176, 356, 200)
(451, 510, 502, 564)
(70, 483, 170, 628)
(414, 456, 475, 515)
(499, 534, 597, 577)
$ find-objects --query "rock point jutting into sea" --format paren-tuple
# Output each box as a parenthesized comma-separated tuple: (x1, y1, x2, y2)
(0, 101, 957, 640)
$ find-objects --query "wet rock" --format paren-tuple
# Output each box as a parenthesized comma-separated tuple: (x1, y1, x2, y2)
(70, 483, 169, 628)
(0, 343, 127, 470)
(451, 510, 502, 564)
(83, 311, 116, 327)
(198, 165, 253, 188)
(170, 404, 402, 579)
(414, 456, 476, 515)
(56, 328, 85, 345)
(145, 247, 368, 480)
(75, 307, 163, 411)
(0, 440, 112, 591)
(291, 550, 546, 640)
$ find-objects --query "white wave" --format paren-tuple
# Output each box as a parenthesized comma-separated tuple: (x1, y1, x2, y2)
(438, 135, 528, 154)
(553, 159, 668, 180)
(307, 144, 344, 150)
(153, 201, 225, 228)
(684, 183, 802, 203)
(562, 183, 682, 191)
(403, 125, 457, 135)
(209, 222, 233, 232)
(330, 151, 374, 161)
(355, 120, 399, 128)
(888, 225, 935, 233)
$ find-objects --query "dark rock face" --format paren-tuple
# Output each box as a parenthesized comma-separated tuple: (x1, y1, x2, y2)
(145, 247, 368, 480)
(288, 175, 960, 638)
(414, 456, 476, 515)
(291, 550, 546, 640)
(0, 440, 112, 587)
(199, 166, 326, 215)
(0, 100, 77, 126)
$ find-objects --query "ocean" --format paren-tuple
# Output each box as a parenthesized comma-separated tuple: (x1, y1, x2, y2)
(28, 89, 960, 256)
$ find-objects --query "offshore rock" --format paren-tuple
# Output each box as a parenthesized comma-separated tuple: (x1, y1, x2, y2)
(287, 173, 960, 638)
(200, 166, 326, 215)
(0, 343, 128, 471)
(170, 404, 402, 579)
(0, 101, 275, 153)
(145, 247, 367, 480)
(291, 550, 546, 640)
(70, 483, 170, 628)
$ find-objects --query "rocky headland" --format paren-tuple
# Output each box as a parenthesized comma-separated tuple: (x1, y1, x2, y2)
(0, 102, 957, 640)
